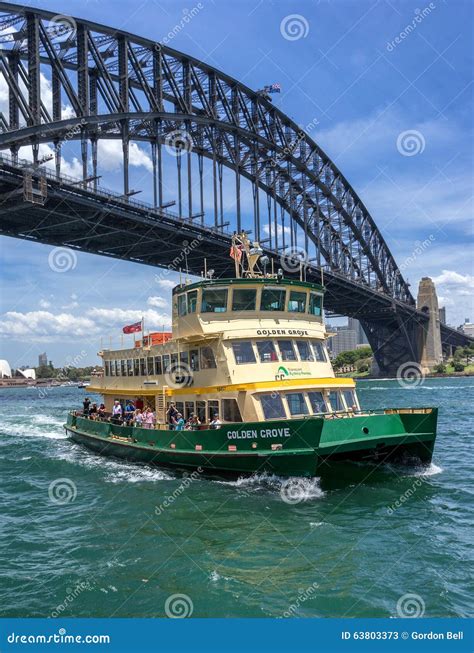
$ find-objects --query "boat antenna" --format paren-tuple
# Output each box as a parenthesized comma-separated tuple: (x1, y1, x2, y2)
(204, 258, 207, 278)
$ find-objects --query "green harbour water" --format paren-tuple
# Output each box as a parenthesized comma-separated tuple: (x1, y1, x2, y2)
(0, 378, 472, 618)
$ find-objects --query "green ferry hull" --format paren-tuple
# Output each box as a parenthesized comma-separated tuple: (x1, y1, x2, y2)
(64, 408, 437, 478)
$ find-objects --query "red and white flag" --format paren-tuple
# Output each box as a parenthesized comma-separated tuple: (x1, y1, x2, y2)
(122, 321, 142, 334)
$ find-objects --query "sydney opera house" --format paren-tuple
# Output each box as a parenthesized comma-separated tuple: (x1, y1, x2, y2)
(0, 359, 37, 387)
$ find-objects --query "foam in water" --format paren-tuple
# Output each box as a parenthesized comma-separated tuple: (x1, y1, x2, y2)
(217, 472, 324, 500)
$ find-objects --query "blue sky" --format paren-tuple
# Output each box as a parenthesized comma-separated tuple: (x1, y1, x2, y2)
(0, 0, 473, 368)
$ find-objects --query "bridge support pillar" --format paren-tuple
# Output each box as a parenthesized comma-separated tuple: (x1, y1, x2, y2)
(417, 277, 443, 372)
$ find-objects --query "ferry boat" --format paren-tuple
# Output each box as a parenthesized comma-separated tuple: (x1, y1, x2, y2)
(64, 234, 438, 478)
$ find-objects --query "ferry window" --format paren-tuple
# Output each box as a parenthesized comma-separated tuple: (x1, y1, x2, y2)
(328, 391, 343, 412)
(154, 356, 162, 375)
(232, 288, 256, 311)
(170, 353, 179, 367)
(147, 357, 154, 375)
(201, 288, 228, 313)
(185, 401, 195, 420)
(309, 293, 322, 316)
(134, 359, 140, 376)
(286, 392, 309, 416)
(307, 391, 327, 414)
(105, 361, 110, 376)
(162, 354, 171, 373)
(110, 360, 116, 376)
(312, 340, 327, 362)
(176, 402, 184, 416)
(177, 294, 187, 316)
(288, 291, 307, 313)
(208, 400, 219, 421)
(189, 349, 200, 371)
(257, 340, 278, 363)
(196, 400, 206, 423)
(342, 390, 357, 410)
(260, 393, 286, 420)
(261, 287, 286, 311)
(297, 340, 314, 361)
(127, 359, 133, 376)
(187, 290, 198, 314)
(200, 346, 217, 369)
(180, 352, 189, 367)
(116, 360, 122, 377)
(232, 341, 256, 364)
(222, 398, 243, 423)
(140, 358, 146, 376)
(278, 340, 297, 362)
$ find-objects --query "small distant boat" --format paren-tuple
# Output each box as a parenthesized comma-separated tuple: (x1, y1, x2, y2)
(78, 382, 90, 389)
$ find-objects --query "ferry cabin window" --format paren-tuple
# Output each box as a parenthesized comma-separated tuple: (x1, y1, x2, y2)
(208, 400, 219, 421)
(177, 294, 187, 316)
(278, 339, 297, 362)
(110, 360, 116, 376)
(105, 361, 110, 376)
(134, 359, 140, 376)
(307, 391, 327, 414)
(328, 391, 343, 412)
(189, 349, 199, 371)
(187, 290, 198, 314)
(297, 340, 314, 361)
(288, 291, 307, 313)
(147, 357, 154, 375)
(260, 393, 286, 420)
(176, 402, 184, 416)
(180, 352, 189, 367)
(260, 287, 286, 311)
(232, 341, 256, 365)
(257, 340, 278, 362)
(222, 398, 243, 422)
(309, 293, 322, 316)
(154, 356, 162, 375)
(185, 401, 195, 420)
(162, 354, 171, 373)
(232, 288, 257, 311)
(312, 340, 327, 362)
(286, 392, 309, 416)
(196, 400, 206, 423)
(342, 389, 357, 410)
(200, 346, 217, 369)
(127, 359, 134, 376)
(171, 352, 179, 367)
(140, 358, 146, 376)
(201, 288, 228, 313)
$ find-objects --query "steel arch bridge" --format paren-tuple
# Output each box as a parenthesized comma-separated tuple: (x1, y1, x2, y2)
(0, 2, 469, 373)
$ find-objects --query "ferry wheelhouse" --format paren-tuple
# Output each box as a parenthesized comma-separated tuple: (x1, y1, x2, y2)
(65, 234, 437, 477)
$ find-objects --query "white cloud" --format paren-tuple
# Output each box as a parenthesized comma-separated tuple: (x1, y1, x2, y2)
(154, 279, 176, 290)
(39, 299, 51, 309)
(431, 270, 474, 289)
(147, 296, 167, 308)
(97, 139, 153, 172)
(0, 311, 97, 338)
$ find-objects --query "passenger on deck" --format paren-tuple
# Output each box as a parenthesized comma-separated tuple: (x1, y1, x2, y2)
(143, 407, 156, 429)
(98, 403, 106, 419)
(133, 409, 143, 427)
(173, 413, 185, 431)
(89, 403, 98, 418)
(186, 413, 201, 431)
(112, 400, 123, 424)
(83, 397, 91, 416)
(166, 402, 178, 430)
(125, 400, 135, 423)
(209, 414, 222, 429)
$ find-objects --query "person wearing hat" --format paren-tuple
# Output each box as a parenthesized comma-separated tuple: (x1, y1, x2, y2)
(166, 402, 178, 430)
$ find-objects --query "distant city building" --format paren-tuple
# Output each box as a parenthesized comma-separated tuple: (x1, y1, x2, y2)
(38, 352, 48, 367)
(460, 321, 474, 338)
(438, 307, 446, 325)
(328, 326, 358, 357)
(348, 317, 369, 345)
